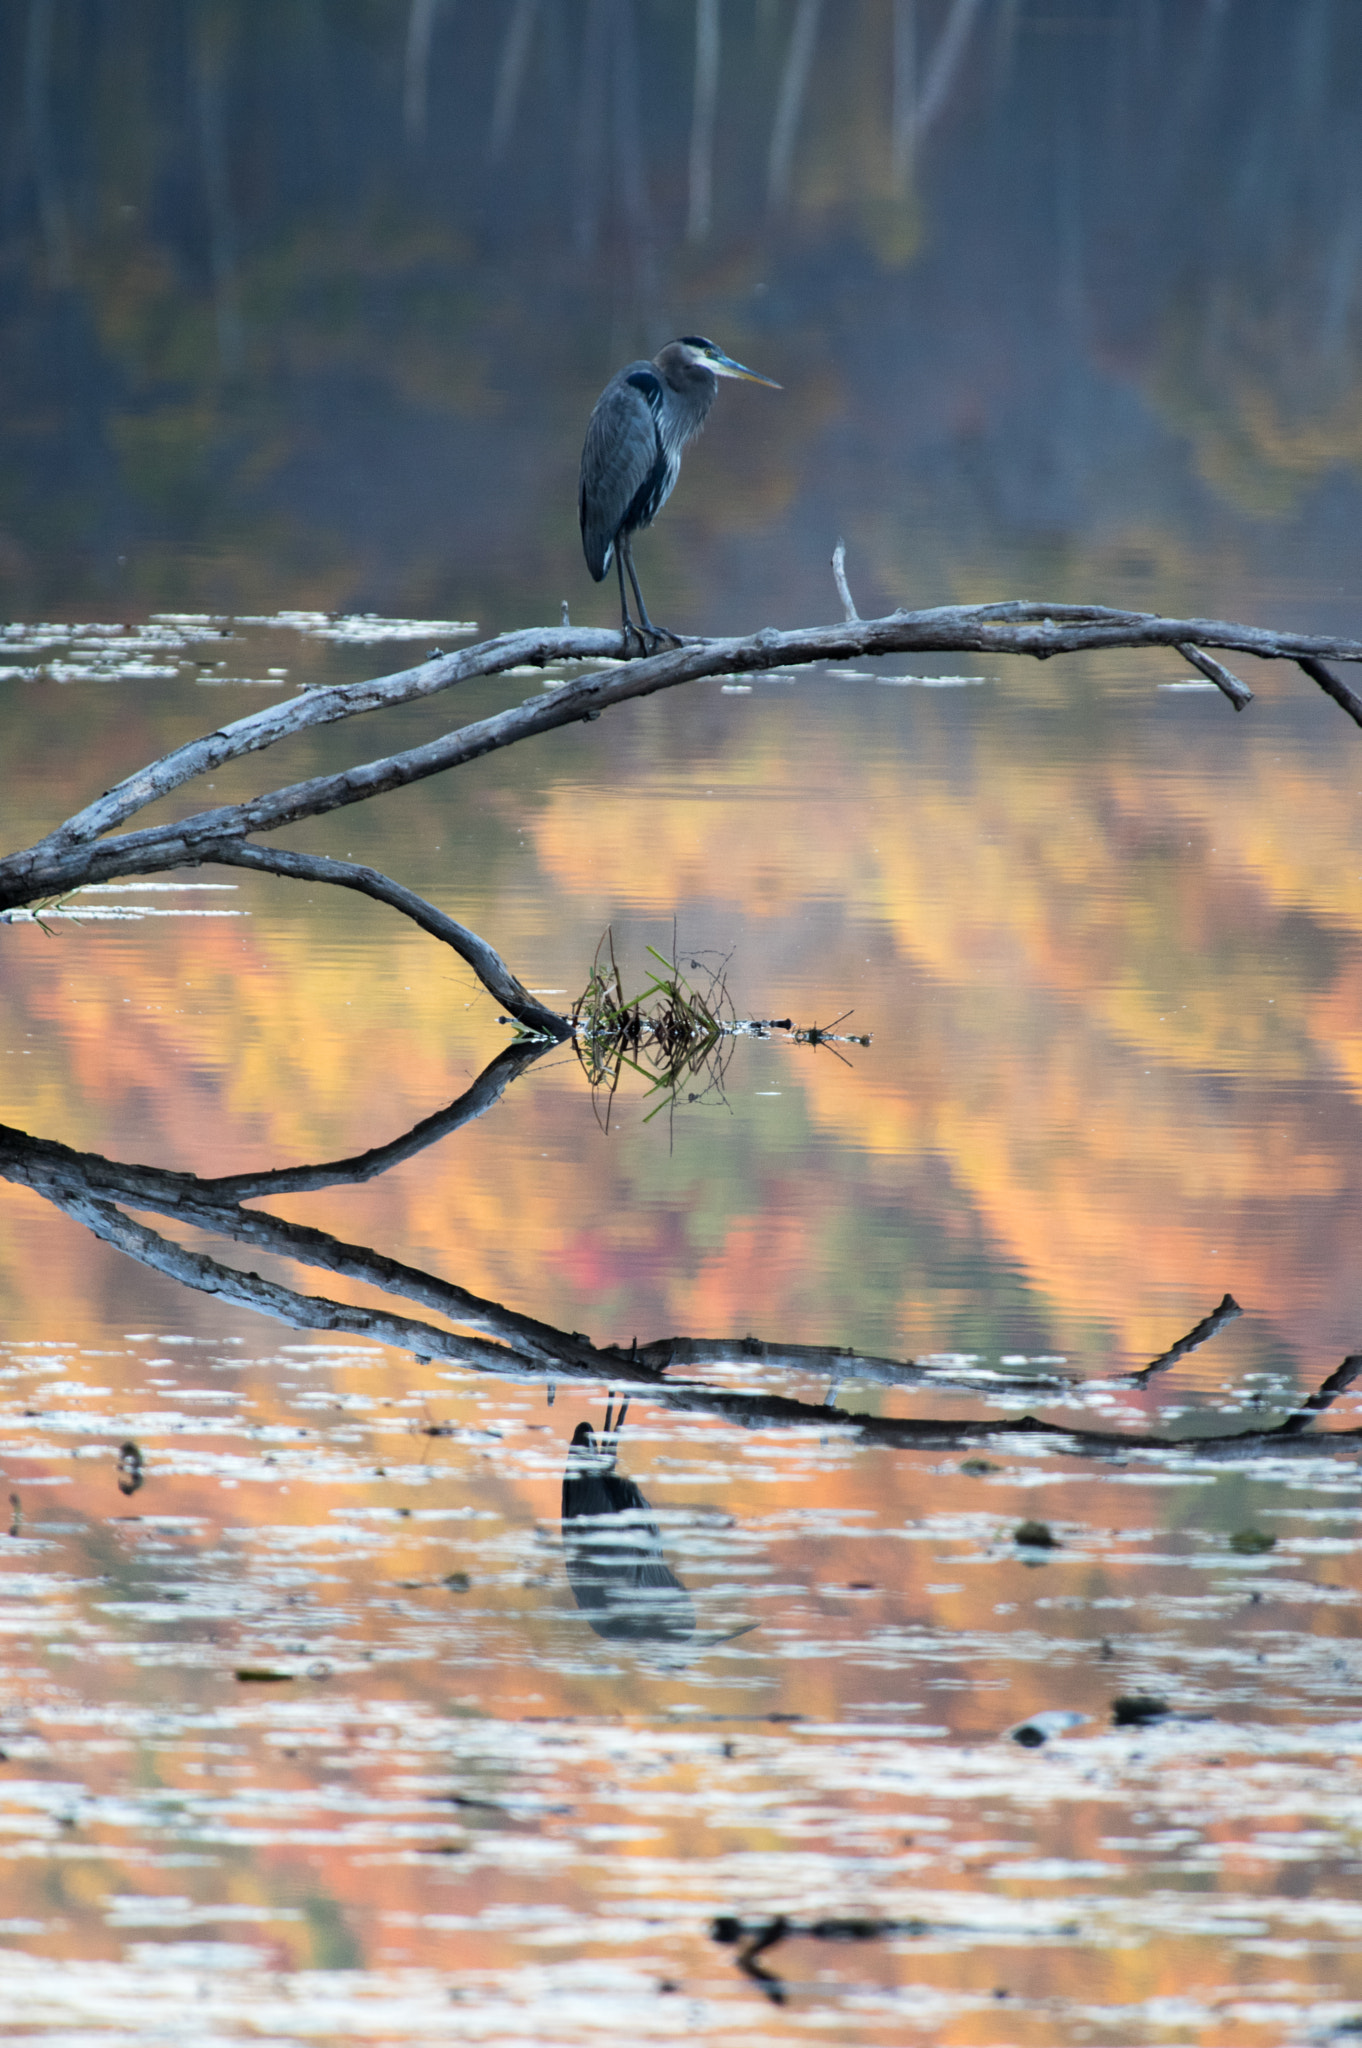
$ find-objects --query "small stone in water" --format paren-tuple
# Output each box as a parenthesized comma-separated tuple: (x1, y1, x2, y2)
(1112, 1693, 1170, 1726)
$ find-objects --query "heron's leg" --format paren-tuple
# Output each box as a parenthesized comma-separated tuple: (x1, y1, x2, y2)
(613, 545, 639, 652)
(621, 533, 683, 650)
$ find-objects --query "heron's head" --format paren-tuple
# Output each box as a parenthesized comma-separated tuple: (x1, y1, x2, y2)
(669, 336, 781, 388)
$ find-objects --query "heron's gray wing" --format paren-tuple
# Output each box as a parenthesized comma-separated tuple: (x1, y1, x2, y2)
(579, 366, 666, 581)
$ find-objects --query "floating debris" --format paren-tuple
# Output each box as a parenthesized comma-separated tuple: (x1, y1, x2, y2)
(875, 672, 989, 687)
(115, 1441, 144, 1497)
(226, 612, 478, 642)
(1112, 1694, 1171, 1727)
(1229, 1527, 1277, 1554)
(1011, 1710, 1088, 1747)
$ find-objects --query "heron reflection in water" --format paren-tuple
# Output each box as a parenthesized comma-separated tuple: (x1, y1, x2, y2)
(561, 1399, 696, 1643)
(579, 336, 780, 652)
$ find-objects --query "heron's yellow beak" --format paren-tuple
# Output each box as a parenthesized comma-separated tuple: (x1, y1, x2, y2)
(710, 352, 781, 389)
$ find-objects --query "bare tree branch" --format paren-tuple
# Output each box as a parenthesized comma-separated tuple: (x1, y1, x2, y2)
(1297, 653, 1362, 725)
(6, 606, 1362, 918)
(213, 843, 570, 1037)
(7, 602, 1362, 1030)
(36, 624, 618, 855)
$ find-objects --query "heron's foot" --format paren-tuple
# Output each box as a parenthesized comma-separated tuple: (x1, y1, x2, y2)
(622, 622, 686, 657)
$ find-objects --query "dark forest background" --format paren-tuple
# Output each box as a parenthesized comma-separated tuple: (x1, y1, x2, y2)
(3, 0, 1360, 632)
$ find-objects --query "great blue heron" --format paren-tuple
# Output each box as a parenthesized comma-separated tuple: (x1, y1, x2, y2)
(579, 336, 779, 653)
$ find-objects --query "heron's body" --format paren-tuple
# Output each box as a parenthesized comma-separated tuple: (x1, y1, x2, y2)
(579, 336, 778, 651)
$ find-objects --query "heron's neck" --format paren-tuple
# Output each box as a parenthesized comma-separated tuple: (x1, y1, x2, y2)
(652, 348, 719, 451)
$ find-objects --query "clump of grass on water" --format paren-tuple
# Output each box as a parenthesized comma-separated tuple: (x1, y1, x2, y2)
(571, 930, 733, 1123)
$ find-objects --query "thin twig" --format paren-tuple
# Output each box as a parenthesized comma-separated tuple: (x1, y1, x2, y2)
(1176, 642, 1253, 710)
(831, 540, 859, 622)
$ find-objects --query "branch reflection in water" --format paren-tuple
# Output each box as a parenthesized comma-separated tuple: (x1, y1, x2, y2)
(0, 1040, 1359, 1468)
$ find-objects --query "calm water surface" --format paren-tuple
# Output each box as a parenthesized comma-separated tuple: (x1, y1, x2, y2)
(2, 5, 1362, 2043)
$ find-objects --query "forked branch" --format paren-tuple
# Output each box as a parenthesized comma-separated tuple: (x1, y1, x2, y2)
(4, 601, 1362, 1031)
